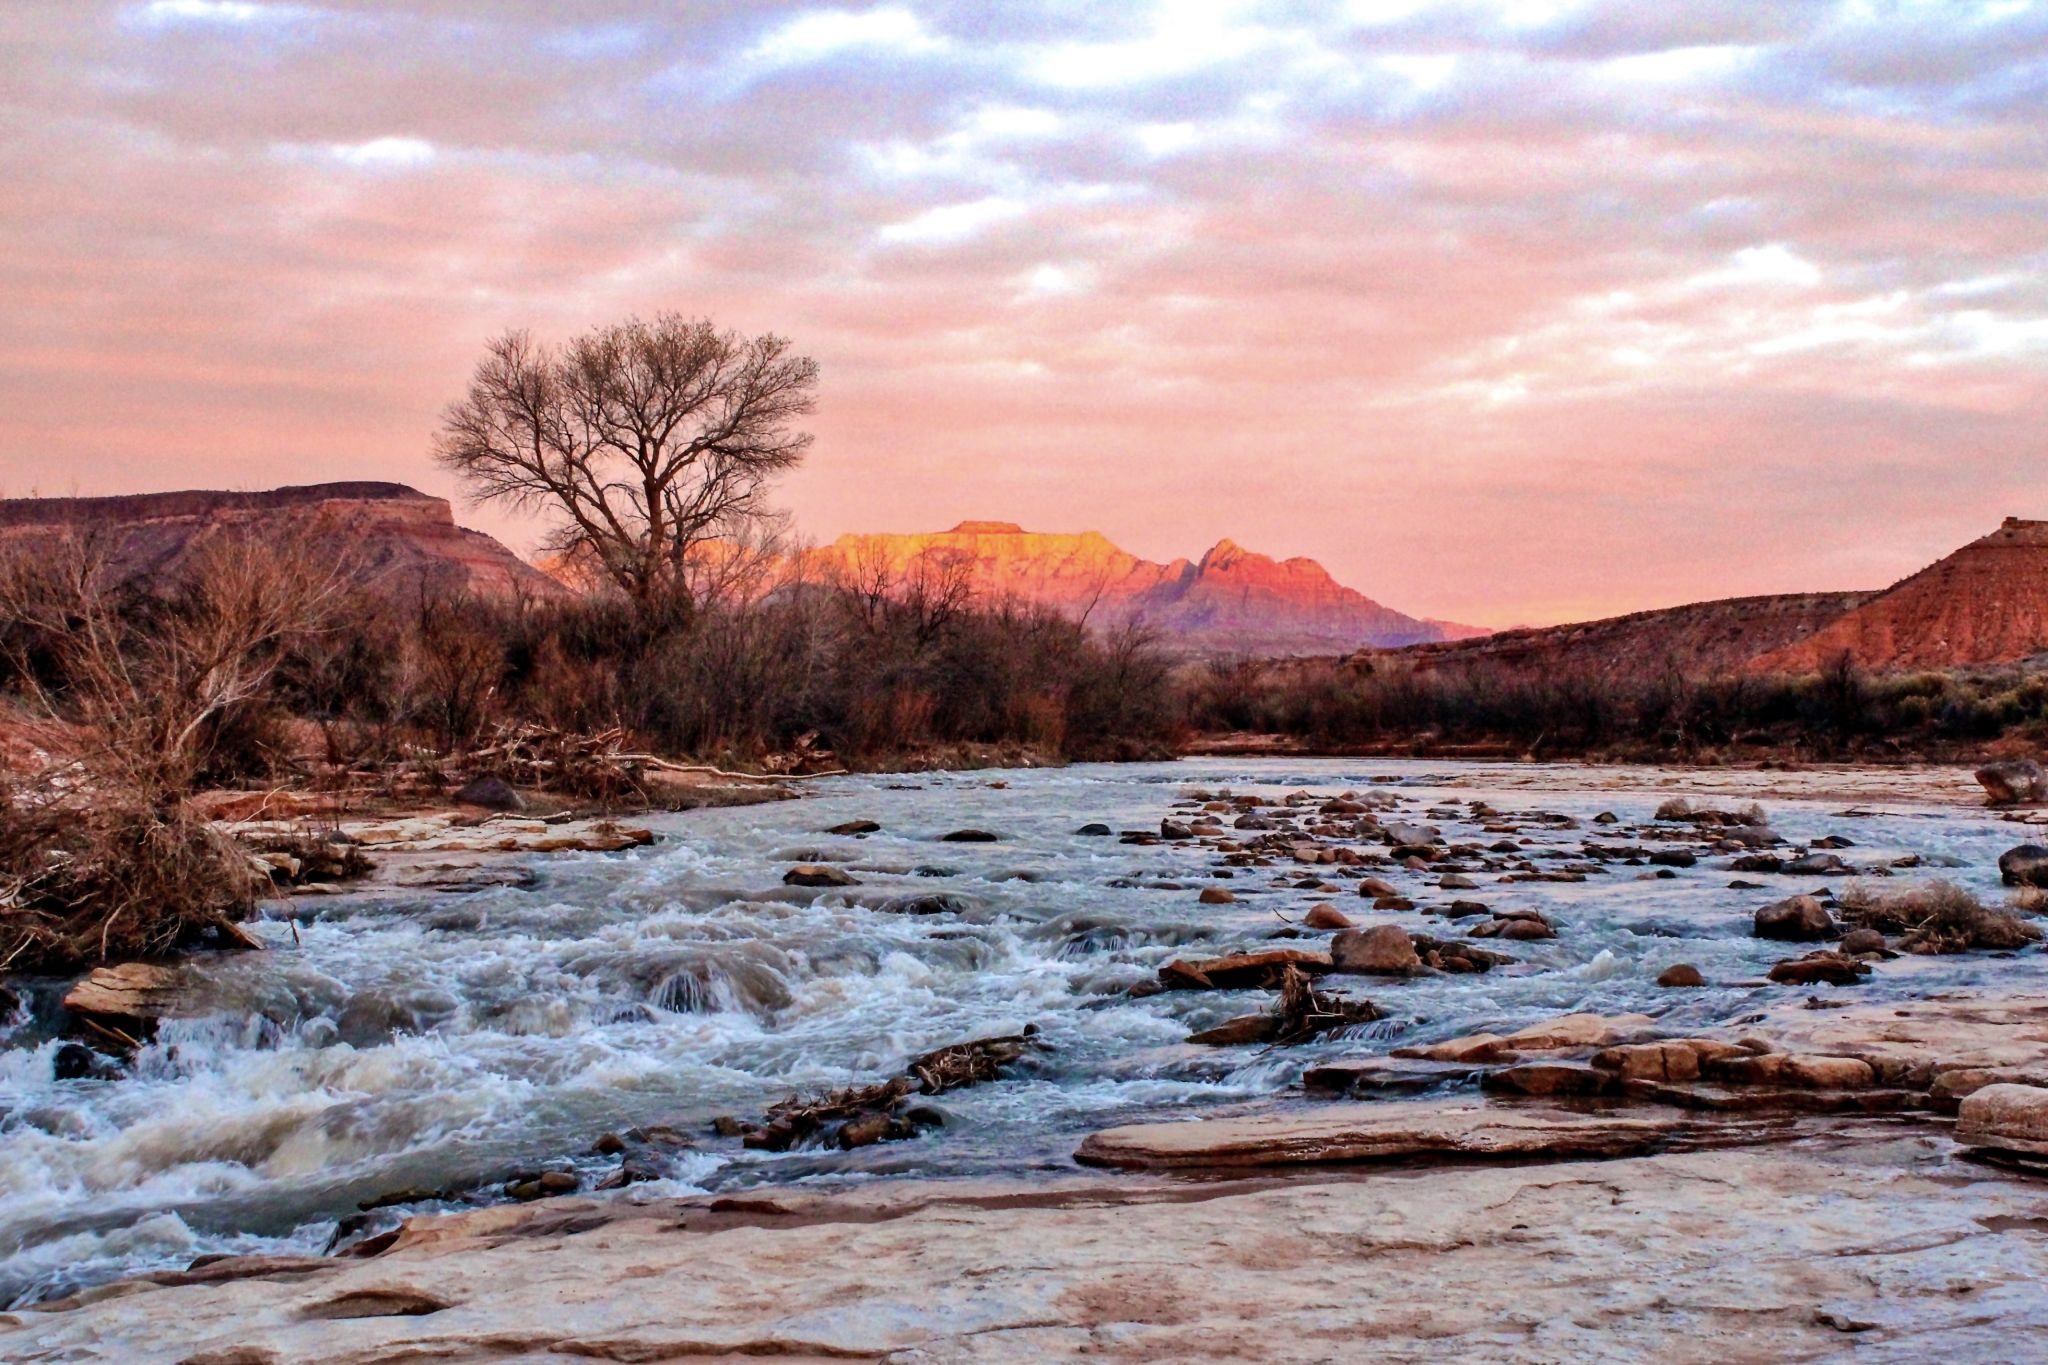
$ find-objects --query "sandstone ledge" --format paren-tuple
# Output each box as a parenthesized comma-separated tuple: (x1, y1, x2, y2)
(7, 1139, 2047, 1363)
(1075, 1098, 1687, 1169)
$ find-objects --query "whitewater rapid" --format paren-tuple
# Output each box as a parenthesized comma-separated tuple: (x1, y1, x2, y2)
(1, 759, 2040, 1306)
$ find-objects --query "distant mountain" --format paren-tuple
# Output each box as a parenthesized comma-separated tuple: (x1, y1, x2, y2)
(1751, 518, 2048, 674)
(814, 522, 1475, 654)
(0, 482, 563, 601)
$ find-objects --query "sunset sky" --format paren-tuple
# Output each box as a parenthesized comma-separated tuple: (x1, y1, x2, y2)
(2, 1, 2045, 626)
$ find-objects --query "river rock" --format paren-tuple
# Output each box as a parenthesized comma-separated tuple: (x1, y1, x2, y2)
(1303, 904, 1355, 930)
(1977, 760, 2048, 806)
(1767, 952, 1869, 986)
(1956, 1083, 2048, 1155)
(1075, 823, 1111, 836)
(1357, 876, 1400, 898)
(1754, 895, 1837, 942)
(62, 963, 186, 1025)
(1161, 819, 1193, 839)
(1481, 1062, 1614, 1097)
(941, 829, 1000, 843)
(1331, 925, 1422, 975)
(1839, 928, 1889, 956)
(452, 775, 526, 811)
(1592, 1039, 1751, 1083)
(1198, 886, 1235, 905)
(1075, 1099, 1683, 1170)
(1501, 1012, 1655, 1052)
(1656, 964, 1706, 988)
(785, 864, 859, 887)
(827, 820, 881, 835)
(1998, 845, 2048, 888)
(1783, 852, 1852, 876)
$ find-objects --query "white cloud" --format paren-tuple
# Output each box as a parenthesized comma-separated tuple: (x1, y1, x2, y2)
(877, 196, 1028, 246)
(1134, 122, 1201, 157)
(1716, 244, 1824, 290)
(1026, 0, 1297, 89)
(133, 0, 302, 25)
(330, 137, 436, 169)
(1018, 262, 1092, 297)
(748, 6, 946, 68)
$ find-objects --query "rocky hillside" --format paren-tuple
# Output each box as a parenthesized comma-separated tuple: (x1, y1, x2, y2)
(1376, 591, 1874, 682)
(814, 522, 1474, 654)
(1752, 518, 2048, 674)
(0, 482, 562, 601)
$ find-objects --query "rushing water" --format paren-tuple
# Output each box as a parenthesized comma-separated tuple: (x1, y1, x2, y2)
(1, 759, 2041, 1306)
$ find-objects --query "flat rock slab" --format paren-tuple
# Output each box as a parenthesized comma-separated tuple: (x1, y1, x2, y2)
(1074, 1099, 1685, 1170)
(13, 1140, 2048, 1364)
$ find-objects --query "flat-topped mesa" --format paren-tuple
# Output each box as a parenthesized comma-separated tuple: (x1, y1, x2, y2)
(0, 481, 562, 602)
(0, 481, 439, 529)
(947, 520, 1026, 535)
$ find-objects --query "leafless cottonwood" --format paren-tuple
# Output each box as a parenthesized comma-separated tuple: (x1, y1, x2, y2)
(434, 314, 818, 620)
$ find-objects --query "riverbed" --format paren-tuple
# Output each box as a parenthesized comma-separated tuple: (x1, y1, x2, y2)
(1, 758, 2039, 1307)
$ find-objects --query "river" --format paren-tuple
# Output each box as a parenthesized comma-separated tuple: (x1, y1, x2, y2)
(1, 758, 2038, 1307)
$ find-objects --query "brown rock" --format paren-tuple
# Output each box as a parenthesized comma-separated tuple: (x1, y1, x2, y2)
(1766, 952, 1869, 987)
(1754, 895, 1838, 942)
(1357, 877, 1400, 898)
(1656, 964, 1706, 988)
(1075, 1099, 1683, 1170)
(1838, 928, 1888, 956)
(1330, 925, 1422, 976)
(62, 963, 186, 1024)
(1955, 1083, 2048, 1155)
(1198, 886, 1236, 905)
(1481, 1062, 1614, 1097)
(784, 864, 859, 888)
(1977, 760, 2048, 806)
(1303, 904, 1354, 930)
(1500, 1012, 1655, 1053)
(1592, 1040, 1749, 1084)
(1395, 1033, 1510, 1063)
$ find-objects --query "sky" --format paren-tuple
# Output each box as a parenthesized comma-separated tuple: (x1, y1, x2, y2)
(1, 1, 2045, 627)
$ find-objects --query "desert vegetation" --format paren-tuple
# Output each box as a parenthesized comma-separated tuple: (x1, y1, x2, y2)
(1177, 650, 2048, 761)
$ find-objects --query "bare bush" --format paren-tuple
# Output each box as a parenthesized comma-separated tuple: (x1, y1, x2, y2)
(1836, 879, 2043, 953)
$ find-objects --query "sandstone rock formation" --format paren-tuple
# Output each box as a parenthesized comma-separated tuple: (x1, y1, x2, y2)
(0, 483, 562, 602)
(1754, 517, 2048, 673)
(809, 522, 1475, 654)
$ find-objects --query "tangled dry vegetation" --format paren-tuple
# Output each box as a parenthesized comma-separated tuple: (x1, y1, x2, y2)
(1836, 880, 2044, 953)
(0, 531, 343, 973)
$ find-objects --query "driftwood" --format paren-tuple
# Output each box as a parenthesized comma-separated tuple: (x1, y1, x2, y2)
(739, 1027, 1049, 1152)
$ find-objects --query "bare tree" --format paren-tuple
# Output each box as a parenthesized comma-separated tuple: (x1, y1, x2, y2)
(434, 313, 818, 619)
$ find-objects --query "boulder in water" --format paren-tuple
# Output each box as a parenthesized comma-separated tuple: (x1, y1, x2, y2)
(1977, 760, 2048, 806)
(1330, 925, 1422, 976)
(453, 775, 525, 811)
(1754, 895, 1837, 942)
(785, 864, 859, 887)
(1998, 845, 2048, 888)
